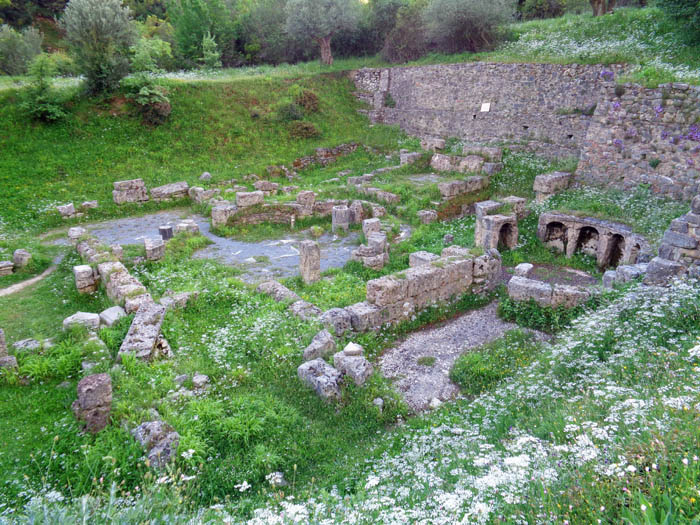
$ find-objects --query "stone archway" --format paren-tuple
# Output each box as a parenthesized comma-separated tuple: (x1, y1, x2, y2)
(544, 221, 568, 252)
(576, 226, 599, 257)
(605, 234, 626, 268)
(498, 223, 517, 250)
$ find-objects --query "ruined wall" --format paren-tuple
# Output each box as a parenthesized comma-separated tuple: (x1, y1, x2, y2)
(575, 83, 700, 200)
(352, 63, 623, 159)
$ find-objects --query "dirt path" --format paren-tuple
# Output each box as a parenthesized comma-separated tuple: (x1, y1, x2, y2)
(380, 302, 541, 412)
(0, 255, 64, 298)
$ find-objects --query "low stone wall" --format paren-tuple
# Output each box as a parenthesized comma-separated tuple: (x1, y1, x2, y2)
(576, 83, 700, 200)
(340, 247, 501, 333)
(352, 63, 623, 159)
(507, 276, 591, 308)
(537, 212, 650, 268)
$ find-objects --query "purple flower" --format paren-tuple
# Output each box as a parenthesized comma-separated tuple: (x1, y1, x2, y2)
(612, 101, 621, 110)
(600, 70, 615, 81)
(688, 158, 695, 167)
(613, 138, 624, 149)
(661, 131, 670, 139)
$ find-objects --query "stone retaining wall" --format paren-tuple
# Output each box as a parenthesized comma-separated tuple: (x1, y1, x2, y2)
(352, 63, 623, 159)
(576, 83, 700, 200)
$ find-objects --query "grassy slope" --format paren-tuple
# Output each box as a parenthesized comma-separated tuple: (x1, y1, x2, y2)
(0, 73, 402, 235)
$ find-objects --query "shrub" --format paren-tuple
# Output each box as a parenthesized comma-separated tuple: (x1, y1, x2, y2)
(290, 120, 320, 139)
(121, 75, 171, 125)
(658, 0, 700, 43)
(20, 54, 67, 122)
(130, 36, 172, 73)
(61, 0, 137, 94)
(0, 24, 42, 75)
(422, 0, 514, 54)
(521, 0, 564, 20)
(295, 89, 319, 113)
(498, 296, 595, 333)
(381, 0, 429, 63)
(274, 99, 304, 121)
(200, 31, 221, 69)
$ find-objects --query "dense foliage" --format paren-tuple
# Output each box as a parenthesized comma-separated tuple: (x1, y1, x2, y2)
(60, 0, 136, 93)
(0, 23, 41, 75)
(658, 0, 700, 42)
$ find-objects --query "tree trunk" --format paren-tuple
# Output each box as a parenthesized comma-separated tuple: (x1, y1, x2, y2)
(606, 0, 615, 13)
(318, 36, 333, 66)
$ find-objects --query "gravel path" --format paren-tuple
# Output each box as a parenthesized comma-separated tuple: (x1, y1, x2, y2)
(380, 302, 528, 412)
(0, 255, 64, 298)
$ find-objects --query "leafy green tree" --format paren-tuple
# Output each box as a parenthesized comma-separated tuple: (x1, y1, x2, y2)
(658, 0, 700, 42)
(61, 0, 136, 93)
(20, 52, 67, 122)
(0, 23, 42, 75)
(130, 35, 172, 72)
(285, 0, 361, 65)
(166, 0, 234, 64)
(423, 0, 514, 53)
(200, 30, 221, 69)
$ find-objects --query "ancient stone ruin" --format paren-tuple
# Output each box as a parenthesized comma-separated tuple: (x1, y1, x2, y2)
(537, 212, 650, 268)
(72, 373, 112, 434)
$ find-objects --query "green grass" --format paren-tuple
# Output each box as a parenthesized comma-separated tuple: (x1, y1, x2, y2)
(0, 240, 58, 287)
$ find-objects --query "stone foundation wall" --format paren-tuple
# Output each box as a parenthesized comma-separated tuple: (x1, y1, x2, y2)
(576, 83, 700, 200)
(352, 63, 623, 158)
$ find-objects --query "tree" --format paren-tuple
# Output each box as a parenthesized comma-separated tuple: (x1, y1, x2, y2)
(589, 0, 614, 16)
(658, 0, 700, 42)
(166, 0, 235, 64)
(285, 0, 361, 66)
(61, 0, 136, 93)
(0, 23, 42, 74)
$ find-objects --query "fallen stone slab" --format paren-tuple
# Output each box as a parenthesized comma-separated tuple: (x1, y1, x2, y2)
(150, 181, 189, 201)
(409, 251, 440, 268)
(507, 276, 552, 306)
(236, 191, 264, 208)
(334, 343, 373, 386)
(118, 304, 166, 361)
(71, 373, 112, 433)
(0, 261, 13, 276)
(256, 280, 301, 303)
(132, 420, 180, 469)
(63, 312, 100, 331)
(303, 329, 336, 361)
(297, 358, 342, 401)
(113, 179, 149, 204)
(0, 355, 18, 370)
(288, 300, 322, 321)
(144, 238, 165, 261)
(320, 308, 352, 336)
(644, 256, 687, 285)
(100, 306, 126, 327)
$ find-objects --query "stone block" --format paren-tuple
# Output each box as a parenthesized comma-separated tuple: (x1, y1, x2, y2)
(296, 190, 316, 208)
(441, 245, 471, 257)
(256, 280, 301, 303)
(418, 210, 438, 224)
(514, 263, 533, 277)
(366, 276, 406, 306)
(299, 240, 321, 284)
(474, 200, 503, 218)
(100, 306, 126, 327)
(124, 293, 155, 314)
(362, 218, 381, 237)
(551, 284, 590, 308)
(0, 261, 14, 277)
(346, 301, 382, 332)
(150, 181, 189, 201)
(400, 151, 422, 165)
(254, 180, 280, 195)
(57, 203, 76, 218)
(420, 137, 445, 151)
(144, 238, 165, 261)
(132, 421, 180, 469)
(12, 249, 31, 268)
(236, 191, 264, 208)
(463, 145, 503, 162)
(288, 300, 322, 321)
(74, 264, 97, 293)
(615, 263, 648, 284)
(481, 163, 503, 176)
(68, 227, 87, 244)
(334, 348, 373, 386)
(63, 312, 100, 331)
(113, 179, 149, 204)
(81, 200, 98, 210)
(533, 172, 571, 202)
(211, 204, 238, 228)
(644, 257, 687, 285)
(174, 219, 199, 235)
(349, 200, 365, 223)
(409, 251, 440, 267)
(661, 230, 698, 250)
(188, 186, 221, 204)
(71, 373, 112, 433)
(0, 355, 17, 370)
(320, 308, 352, 336)
(297, 358, 342, 401)
(303, 329, 336, 361)
(507, 276, 553, 306)
(332, 205, 351, 232)
(502, 196, 527, 219)
(691, 195, 700, 215)
(602, 269, 616, 289)
(119, 304, 166, 361)
(199, 172, 212, 181)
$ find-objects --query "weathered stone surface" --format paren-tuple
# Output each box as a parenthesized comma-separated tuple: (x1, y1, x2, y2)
(236, 191, 264, 208)
(346, 301, 382, 332)
(144, 238, 165, 261)
(644, 256, 687, 284)
(420, 137, 445, 151)
(320, 308, 352, 336)
(331, 205, 351, 232)
(119, 304, 167, 361)
(474, 200, 503, 218)
(441, 245, 471, 257)
(464, 145, 503, 162)
(63, 312, 100, 331)
(303, 329, 336, 361)
(57, 203, 76, 218)
(72, 373, 112, 433)
(362, 218, 381, 237)
(12, 249, 31, 268)
(514, 263, 533, 277)
(615, 263, 648, 284)
(418, 210, 438, 224)
(430, 153, 483, 174)
(299, 240, 320, 284)
(367, 276, 407, 307)
(192, 374, 209, 389)
(603, 269, 617, 289)
(132, 420, 180, 469)
(124, 294, 155, 314)
(199, 172, 212, 181)
(551, 284, 590, 308)
(174, 219, 199, 235)
(334, 345, 373, 386)
(150, 181, 189, 201)
(475, 214, 518, 251)
(288, 300, 322, 321)
(257, 280, 301, 303)
(409, 250, 440, 267)
(13, 338, 40, 352)
(533, 172, 571, 202)
(74, 264, 97, 294)
(507, 276, 552, 306)
(662, 230, 698, 250)
(100, 306, 126, 327)
(400, 151, 422, 165)
(692, 196, 700, 215)
(297, 358, 342, 401)
(0, 261, 13, 276)
(253, 180, 280, 195)
(68, 227, 87, 244)
(113, 179, 149, 204)
(81, 200, 98, 210)
(502, 195, 527, 219)
(211, 203, 238, 228)
(159, 291, 196, 311)
(188, 186, 220, 204)
(0, 355, 17, 370)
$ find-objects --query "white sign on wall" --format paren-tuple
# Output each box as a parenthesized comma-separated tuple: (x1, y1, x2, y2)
(481, 102, 491, 113)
